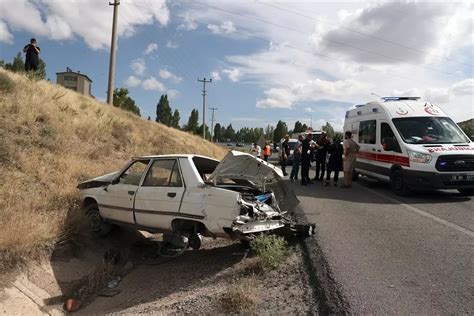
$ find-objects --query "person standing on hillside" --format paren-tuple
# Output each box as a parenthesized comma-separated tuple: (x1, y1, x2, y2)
(290, 134, 303, 181)
(342, 131, 360, 189)
(280, 135, 290, 176)
(314, 132, 330, 181)
(263, 142, 272, 161)
(23, 38, 41, 72)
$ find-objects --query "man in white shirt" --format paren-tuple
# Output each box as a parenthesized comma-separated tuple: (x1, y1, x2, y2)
(250, 143, 261, 158)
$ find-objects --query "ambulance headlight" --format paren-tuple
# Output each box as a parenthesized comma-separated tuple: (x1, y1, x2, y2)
(407, 150, 432, 164)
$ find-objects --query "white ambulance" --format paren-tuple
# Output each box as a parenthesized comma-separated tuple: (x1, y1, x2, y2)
(343, 97, 474, 196)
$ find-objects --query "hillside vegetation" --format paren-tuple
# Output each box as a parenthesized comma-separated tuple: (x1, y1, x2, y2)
(0, 69, 227, 270)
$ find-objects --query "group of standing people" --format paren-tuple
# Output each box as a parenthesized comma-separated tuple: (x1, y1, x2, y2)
(250, 142, 272, 161)
(280, 131, 360, 188)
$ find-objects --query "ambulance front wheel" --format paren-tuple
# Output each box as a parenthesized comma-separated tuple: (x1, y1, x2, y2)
(390, 170, 411, 196)
(458, 189, 474, 196)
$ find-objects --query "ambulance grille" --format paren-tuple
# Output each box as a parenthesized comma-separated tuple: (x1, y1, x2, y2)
(435, 155, 474, 172)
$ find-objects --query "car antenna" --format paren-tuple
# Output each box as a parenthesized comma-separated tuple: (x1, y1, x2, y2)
(371, 92, 382, 99)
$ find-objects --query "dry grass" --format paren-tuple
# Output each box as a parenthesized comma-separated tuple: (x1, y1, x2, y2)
(221, 278, 259, 314)
(0, 69, 227, 271)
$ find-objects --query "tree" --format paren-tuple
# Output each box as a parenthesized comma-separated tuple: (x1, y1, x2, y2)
(458, 118, 474, 140)
(224, 124, 235, 141)
(213, 123, 222, 142)
(184, 109, 199, 134)
(3, 52, 46, 80)
(147, 116, 151, 121)
(293, 121, 305, 133)
(265, 124, 274, 141)
(113, 88, 141, 116)
(322, 122, 335, 139)
(155, 94, 172, 126)
(171, 109, 180, 129)
(302, 123, 308, 131)
(273, 120, 288, 143)
(197, 124, 211, 139)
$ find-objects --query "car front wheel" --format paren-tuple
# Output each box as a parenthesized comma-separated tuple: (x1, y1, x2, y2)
(391, 170, 411, 196)
(86, 203, 112, 237)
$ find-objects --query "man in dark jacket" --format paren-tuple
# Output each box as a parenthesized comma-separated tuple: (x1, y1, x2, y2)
(23, 38, 41, 71)
(280, 135, 291, 176)
(314, 132, 330, 181)
(325, 138, 343, 186)
(300, 133, 313, 186)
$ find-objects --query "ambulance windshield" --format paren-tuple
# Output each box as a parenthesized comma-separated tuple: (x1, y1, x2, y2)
(393, 117, 470, 144)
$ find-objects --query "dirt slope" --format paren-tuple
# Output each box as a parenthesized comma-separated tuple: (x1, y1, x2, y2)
(0, 69, 227, 271)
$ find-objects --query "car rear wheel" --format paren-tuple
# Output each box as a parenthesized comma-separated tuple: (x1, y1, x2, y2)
(86, 204, 112, 237)
(458, 189, 474, 196)
(391, 170, 411, 196)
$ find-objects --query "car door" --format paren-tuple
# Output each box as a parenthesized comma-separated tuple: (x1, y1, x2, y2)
(378, 121, 405, 179)
(98, 159, 150, 224)
(134, 159, 185, 230)
(356, 119, 377, 173)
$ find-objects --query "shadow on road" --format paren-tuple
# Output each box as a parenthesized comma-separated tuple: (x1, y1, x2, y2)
(288, 175, 471, 205)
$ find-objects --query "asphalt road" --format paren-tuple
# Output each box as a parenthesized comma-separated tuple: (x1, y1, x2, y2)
(290, 169, 473, 314)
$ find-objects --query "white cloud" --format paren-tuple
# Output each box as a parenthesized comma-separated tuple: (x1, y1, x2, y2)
(159, 69, 183, 83)
(211, 71, 221, 81)
(207, 21, 236, 34)
(142, 77, 166, 92)
(256, 78, 370, 109)
(0, 20, 13, 43)
(166, 40, 178, 49)
(124, 75, 142, 88)
(222, 68, 241, 82)
(451, 79, 474, 96)
(130, 58, 146, 76)
(320, 2, 473, 65)
(143, 43, 158, 55)
(0, 0, 170, 49)
(167, 89, 180, 99)
(304, 107, 315, 113)
(177, 13, 198, 31)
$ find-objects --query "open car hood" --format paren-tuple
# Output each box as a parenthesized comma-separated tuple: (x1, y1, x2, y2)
(77, 171, 119, 189)
(209, 150, 283, 184)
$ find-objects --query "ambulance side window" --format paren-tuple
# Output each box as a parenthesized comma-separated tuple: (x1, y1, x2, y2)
(381, 123, 401, 153)
(359, 120, 376, 144)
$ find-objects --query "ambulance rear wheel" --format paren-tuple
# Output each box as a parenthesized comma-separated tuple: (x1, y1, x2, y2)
(458, 189, 474, 196)
(391, 170, 410, 196)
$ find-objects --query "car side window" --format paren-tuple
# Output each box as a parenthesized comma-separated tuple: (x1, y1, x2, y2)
(381, 123, 401, 153)
(359, 120, 376, 144)
(119, 160, 150, 185)
(143, 160, 183, 187)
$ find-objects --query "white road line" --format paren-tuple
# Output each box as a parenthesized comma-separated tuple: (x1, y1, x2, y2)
(355, 183, 474, 238)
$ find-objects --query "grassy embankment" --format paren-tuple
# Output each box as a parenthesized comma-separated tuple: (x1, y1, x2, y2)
(0, 69, 227, 271)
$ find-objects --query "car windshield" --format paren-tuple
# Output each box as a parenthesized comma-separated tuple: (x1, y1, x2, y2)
(392, 117, 469, 144)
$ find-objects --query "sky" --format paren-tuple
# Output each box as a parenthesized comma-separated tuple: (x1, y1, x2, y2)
(0, 0, 473, 132)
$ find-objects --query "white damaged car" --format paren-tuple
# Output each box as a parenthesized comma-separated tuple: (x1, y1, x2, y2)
(78, 151, 313, 249)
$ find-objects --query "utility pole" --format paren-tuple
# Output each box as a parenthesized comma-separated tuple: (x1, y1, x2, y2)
(106, 0, 120, 105)
(209, 107, 218, 142)
(197, 78, 212, 140)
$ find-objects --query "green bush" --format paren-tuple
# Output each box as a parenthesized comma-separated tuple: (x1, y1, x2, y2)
(250, 234, 289, 270)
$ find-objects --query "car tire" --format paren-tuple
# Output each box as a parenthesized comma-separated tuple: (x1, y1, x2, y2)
(390, 170, 411, 196)
(86, 204, 112, 237)
(458, 189, 474, 196)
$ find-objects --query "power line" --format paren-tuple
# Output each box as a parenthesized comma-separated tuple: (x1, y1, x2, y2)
(193, 1, 466, 79)
(121, 2, 452, 91)
(258, 1, 473, 68)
